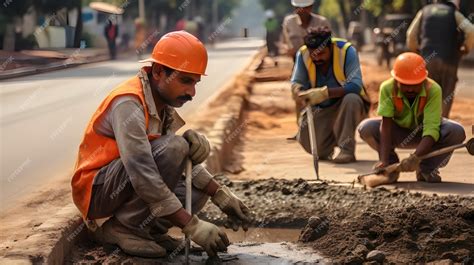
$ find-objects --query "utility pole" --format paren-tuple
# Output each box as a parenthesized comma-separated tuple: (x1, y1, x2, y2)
(139, 0, 145, 21)
(212, 0, 218, 33)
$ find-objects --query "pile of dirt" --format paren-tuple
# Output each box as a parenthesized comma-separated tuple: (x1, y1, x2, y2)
(199, 176, 474, 264)
(301, 204, 473, 264)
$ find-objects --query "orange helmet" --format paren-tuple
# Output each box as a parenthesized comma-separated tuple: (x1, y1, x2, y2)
(139, 31, 207, 75)
(391, 52, 428, 85)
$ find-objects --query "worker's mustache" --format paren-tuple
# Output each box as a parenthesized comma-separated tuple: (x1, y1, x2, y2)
(314, 60, 325, 65)
(177, 94, 193, 102)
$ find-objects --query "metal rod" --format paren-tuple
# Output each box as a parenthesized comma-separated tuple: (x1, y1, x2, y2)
(306, 105, 320, 180)
(185, 159, 192, 265)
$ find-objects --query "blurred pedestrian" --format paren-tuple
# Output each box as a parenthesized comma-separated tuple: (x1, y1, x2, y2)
(406, 0, 474, 117)
(264, 10, 279, 64)
(134, 18, 146, 60)
(105, 18, 119, 60)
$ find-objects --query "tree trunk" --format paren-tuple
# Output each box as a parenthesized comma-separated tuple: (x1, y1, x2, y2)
(73, 1, 82, 48)
(337, 0, 350, 30)
(3, 23, 15, 51)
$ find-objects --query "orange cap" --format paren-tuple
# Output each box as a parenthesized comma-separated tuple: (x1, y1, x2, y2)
(391, 52, 428, 85)
(139, 31, 208, 75)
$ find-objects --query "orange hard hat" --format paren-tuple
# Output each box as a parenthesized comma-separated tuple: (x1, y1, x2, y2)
(139, 31, 207, 75)
(391, 52, 428, 85)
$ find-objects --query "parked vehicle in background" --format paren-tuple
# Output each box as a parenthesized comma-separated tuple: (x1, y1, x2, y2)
(373, 14, 413, 68)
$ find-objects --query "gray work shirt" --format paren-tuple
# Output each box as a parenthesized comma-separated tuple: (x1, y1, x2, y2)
(92, 67, 211, 217)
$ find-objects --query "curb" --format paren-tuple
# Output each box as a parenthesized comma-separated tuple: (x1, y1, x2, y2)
(0, 204, 86, 264)
(205, 49, 265, 173)
(0, 49, 265, 264)
(0, 55, 109, 80)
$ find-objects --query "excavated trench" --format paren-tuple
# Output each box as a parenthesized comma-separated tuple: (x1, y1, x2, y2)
(67, 176, 473, 264)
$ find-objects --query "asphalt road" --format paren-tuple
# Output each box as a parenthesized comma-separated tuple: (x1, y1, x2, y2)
(0, 39, 263, 211)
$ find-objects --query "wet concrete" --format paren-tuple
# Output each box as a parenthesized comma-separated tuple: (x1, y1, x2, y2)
(68, 225, 324, 264)
(66, 242, 328, 265)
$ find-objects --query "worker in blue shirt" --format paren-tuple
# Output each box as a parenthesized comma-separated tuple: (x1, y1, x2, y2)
(292, 26, 369, 163)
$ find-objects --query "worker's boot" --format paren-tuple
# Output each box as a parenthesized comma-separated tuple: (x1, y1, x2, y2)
(333, 150, 356, 164)
(417, 170, 442, 183)
(151, 233, 183, 253)
(94, 217, 167, 258)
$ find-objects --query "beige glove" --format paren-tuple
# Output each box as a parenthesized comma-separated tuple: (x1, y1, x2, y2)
(183, 129, 211, 164)
(211, 186, 252, 231)
(399, 154, 421, 172)
(291, 83, 303, 100)
(298, 86, 329, 105)
(182, 215, 230, 257)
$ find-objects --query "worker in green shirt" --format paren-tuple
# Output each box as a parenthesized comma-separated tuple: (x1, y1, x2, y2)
(358, 52, 465, 183)
(264, 10, 279, 63)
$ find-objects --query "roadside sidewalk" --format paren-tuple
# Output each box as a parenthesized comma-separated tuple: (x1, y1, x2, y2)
(0, 48, 109, 80)
(226, 55, 474, 196)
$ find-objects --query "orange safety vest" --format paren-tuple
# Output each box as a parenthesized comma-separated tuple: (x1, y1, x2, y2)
(71, 76, 159, 218)
(392, 79, 433, 115)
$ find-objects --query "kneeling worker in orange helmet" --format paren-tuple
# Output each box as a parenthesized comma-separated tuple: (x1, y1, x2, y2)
(71, 31, 252, 258)
(358, 52, 465, 185)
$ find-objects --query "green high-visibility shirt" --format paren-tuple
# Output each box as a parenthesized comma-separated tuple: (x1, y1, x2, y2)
(377, 78, 442, 141)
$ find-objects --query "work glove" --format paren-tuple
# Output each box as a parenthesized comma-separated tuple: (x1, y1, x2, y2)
(398, 154, 421, 172)
(182, 215, 230, 257)
(297, 86, 329, 105)
(211, 186, 252, 231)
(183, 129, 211, 165)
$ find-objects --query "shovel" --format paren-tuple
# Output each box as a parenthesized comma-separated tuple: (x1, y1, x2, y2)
(358, 138, 474, 180)
(305, 104, 321, 181)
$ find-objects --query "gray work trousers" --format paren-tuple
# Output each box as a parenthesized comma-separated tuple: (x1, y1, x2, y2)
(87, 135, 210, 239)
(426, 58, 459, 118)
(297, 94, 367, 157)
(358, 117, 466, 173)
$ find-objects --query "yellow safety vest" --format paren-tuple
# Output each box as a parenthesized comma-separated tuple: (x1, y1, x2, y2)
(298, 37, 370, 103)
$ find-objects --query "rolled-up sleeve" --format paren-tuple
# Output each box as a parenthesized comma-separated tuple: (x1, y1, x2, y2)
(422, 83, 442, 142)
(111, 100, 182, 217)
(343, 46, 363, 94)
(291, 50, 309, 89)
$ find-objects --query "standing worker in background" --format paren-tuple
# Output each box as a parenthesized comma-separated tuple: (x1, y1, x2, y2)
(264, 9, 280, 65)
(282, 0, 331, 140)
(406, 0, 474, 117)
(292, 27, 369, 163)
(134, 18, 146, 60)
(71, 31, 252, 258)
(282, 0, 331, 60)
(105, 18, 119, 60)
(358, 53, 465, 184)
